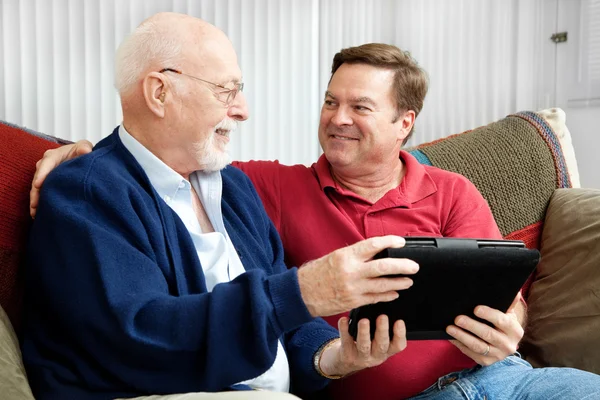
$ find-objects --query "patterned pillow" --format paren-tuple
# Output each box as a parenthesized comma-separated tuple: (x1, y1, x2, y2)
(0, 121, 65, 331)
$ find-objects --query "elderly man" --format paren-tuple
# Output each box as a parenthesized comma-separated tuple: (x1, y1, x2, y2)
(31, 34, 600, 400)
(21, 13, 420, 400)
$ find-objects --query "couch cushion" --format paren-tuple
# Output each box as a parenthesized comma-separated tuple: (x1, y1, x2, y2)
(0, 121, 64, 331)
(409, 109, 576, 250)
(0, 304, 34, 399)
(520, 188, 600, 374)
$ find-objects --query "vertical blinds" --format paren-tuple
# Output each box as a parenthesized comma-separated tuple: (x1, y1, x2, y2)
(0, 0, 545, 164)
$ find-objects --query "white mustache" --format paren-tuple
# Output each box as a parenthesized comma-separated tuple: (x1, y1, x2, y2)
(214, 118, 238, 132)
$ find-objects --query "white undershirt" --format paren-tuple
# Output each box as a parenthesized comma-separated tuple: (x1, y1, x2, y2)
(118, 125, 290, 392)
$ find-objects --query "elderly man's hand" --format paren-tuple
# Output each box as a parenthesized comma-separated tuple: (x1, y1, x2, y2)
(446, 292, 525, 366)
(30, 140, 93, 218)
(318, 315, 406, 377)
(297, 236, 419, 318)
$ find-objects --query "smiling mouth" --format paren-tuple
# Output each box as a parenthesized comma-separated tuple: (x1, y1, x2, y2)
(216, 129, 230, 138)
(330, 135, 358, 141)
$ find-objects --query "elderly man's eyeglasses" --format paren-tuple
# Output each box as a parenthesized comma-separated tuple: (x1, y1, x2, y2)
(159, 68, 244, 106)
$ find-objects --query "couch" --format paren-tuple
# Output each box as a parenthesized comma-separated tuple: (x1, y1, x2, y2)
(1, 108, 599, 399)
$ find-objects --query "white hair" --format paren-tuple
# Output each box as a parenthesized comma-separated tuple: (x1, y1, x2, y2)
(114, 19, 183, 95)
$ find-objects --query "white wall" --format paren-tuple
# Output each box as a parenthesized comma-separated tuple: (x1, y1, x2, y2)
(564, 108, 600, 188)
(553, 0, 600, 189)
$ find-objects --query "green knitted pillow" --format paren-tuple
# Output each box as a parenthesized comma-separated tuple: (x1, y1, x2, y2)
(408, 111, 572, 250)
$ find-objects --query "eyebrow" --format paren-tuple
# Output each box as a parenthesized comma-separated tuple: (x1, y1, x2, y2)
(222, 76, 242, 85)
(350, 96, 377, 107)
(324, 91, 377, 107)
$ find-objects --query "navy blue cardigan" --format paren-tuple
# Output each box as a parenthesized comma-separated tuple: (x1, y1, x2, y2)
(22, 130, 338, 400)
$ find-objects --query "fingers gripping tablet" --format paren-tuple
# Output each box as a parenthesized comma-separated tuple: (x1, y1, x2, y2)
(348, 237, 539, 340)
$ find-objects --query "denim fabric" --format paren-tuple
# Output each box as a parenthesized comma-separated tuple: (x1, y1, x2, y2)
(409, 354, 600, 400)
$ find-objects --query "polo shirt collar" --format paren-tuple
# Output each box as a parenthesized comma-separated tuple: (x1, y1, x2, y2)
(313, 150, 437, 205)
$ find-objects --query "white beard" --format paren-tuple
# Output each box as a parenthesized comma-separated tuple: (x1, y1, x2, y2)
(194, 118, 237, 171)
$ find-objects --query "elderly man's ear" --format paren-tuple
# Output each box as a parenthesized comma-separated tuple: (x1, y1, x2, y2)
(142, 72, 168, 118)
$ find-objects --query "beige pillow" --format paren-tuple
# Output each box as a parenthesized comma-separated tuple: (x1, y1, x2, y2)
(537, 108, 580, 188)
(0, 305, 34, 399)
(521, 188, 600, 373)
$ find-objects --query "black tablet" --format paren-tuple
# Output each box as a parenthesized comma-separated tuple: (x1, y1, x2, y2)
(348, 237, 540, 340)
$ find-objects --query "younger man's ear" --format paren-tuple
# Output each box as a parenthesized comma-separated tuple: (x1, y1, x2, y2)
(396, 110, 416, 142)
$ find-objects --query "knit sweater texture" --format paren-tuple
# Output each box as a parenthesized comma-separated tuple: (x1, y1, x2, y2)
(22, 130, 338, 400)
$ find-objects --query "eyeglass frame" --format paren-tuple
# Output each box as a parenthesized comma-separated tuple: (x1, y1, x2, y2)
(159, 68, 244, 106)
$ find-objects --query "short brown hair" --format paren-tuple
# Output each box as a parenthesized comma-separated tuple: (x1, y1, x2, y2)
(330, 43, 428, 144)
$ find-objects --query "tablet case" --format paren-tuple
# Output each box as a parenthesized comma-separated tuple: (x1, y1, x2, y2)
(348, 237, 540, 340)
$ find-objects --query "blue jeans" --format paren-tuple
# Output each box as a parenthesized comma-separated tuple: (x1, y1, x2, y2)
(409, 354, 600, 400)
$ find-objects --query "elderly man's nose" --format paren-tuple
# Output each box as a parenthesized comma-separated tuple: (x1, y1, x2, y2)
(228, 91, 249, 121)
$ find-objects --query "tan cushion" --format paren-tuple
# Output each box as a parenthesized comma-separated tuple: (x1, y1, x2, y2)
(521, 188, 600, 374)
(0, 305, 34, 399)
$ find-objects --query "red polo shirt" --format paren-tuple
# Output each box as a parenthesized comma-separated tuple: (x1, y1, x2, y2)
(234, 150, 502, 400)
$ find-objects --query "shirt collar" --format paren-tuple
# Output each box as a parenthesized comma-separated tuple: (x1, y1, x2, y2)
(313, 150, 437, 204)
(118, 124, 189, 200)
